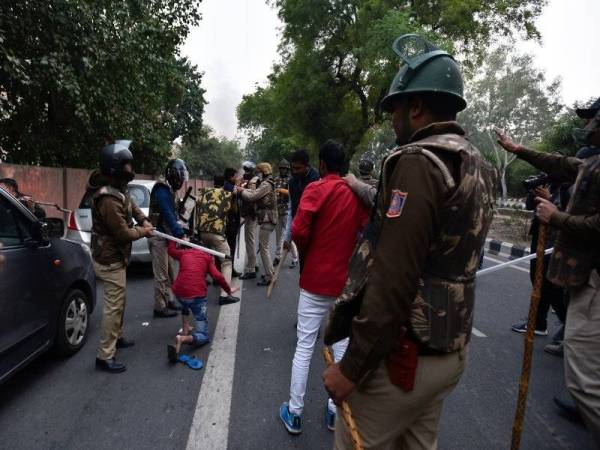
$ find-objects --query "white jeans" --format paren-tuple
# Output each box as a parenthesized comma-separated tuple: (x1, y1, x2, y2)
(289, 289, 349, 416)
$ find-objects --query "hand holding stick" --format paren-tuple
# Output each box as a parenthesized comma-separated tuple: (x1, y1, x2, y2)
(323, 347, 364, 450)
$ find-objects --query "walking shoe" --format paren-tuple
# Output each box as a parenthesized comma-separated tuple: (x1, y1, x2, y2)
(554, 396, 584, 425)
(239, 272, 257, 280)
(116, 337, 135, 349)
(273, 257, 280, 267)
(95, 358, 127, 373)
(511, 321, 548, 336)
(325, 404, 335, 431)
(544, 341, 564, 356)
(154, 308, 178, 318)
(232, 269, 242, 278)
(257, 278, 271, 287)
(279, 403, 302, 435)
(167, 301, 181, 311)
(289, 260, 298, 269)
(219, 295, 240, 306)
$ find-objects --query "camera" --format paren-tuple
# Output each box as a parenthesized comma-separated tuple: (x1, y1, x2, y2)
(522, 173, 550, 192)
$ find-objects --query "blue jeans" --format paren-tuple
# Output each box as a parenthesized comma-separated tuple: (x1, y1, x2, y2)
(177, 297, 209, 345)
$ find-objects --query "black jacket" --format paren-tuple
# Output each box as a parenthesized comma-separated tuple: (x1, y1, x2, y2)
(289, 167, 319, 217)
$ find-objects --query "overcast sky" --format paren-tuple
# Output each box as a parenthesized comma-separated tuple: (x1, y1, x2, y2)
(181, 0, 600, 141)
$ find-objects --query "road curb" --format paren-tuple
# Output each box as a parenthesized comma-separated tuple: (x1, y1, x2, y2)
(485, 238, 530, 259)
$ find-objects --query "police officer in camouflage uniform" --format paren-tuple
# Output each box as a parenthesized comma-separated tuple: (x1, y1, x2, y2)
(239, 161, 260, 280)
(323, 34, 495, 449)
(196, 175, 240, 306)
(358, 157, 378, 187)
(273, 159, 299, 266)
(238, 162, 278, 286)
(89, 142, 154, 373)
(496, 97, 600, 447)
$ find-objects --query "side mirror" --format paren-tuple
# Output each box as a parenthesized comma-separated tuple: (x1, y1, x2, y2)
(44, 218, 66, 239)
(30, 221, 49, 242)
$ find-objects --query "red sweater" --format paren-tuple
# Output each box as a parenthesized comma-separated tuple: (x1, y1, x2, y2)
(292, 174, 368, 297)
(167, 241, 232, 299)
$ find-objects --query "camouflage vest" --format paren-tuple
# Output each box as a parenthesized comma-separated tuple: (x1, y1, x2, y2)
(196, 187, 232, 236)
(325, 133, 495, 353)
(275, 176, 290, 217)
(91, 185, 133, 262)
(149, 180, 175, 233)
(547, 154, 600, 287)
(256, 177, 278, 225)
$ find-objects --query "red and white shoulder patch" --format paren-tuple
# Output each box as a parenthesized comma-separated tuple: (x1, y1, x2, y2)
(386, 190, 408, 218)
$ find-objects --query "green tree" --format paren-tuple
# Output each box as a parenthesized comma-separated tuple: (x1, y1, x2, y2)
(0, 0, 204, 173)
(179, 126, 244, 179)
(238, 0, 546, 160)
(460, 45, 563, 199)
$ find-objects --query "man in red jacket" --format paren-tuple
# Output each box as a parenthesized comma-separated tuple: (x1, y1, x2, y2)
(279, 140, 369, 435)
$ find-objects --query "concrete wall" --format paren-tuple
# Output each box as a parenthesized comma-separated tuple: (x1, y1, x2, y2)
(0, 163, 211, 218)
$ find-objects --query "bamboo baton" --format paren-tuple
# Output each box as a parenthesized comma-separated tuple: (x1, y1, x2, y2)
(267, 247, 288, 299)
(323, 347, 364, 450)
(510, 224, 548, 449)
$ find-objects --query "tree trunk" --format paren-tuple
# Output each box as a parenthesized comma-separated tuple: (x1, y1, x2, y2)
(501, 166, 508, 200)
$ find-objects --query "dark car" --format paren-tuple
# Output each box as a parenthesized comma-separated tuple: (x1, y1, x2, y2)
(0, 187, 96, 384)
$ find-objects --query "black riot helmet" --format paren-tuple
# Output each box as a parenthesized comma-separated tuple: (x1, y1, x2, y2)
(100, 142, 134, 182)
(165, 159, 189, 190)
(358, 157, 374, 175)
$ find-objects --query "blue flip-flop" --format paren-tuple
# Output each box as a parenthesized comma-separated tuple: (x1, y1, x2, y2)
(178, 354, 203, 370)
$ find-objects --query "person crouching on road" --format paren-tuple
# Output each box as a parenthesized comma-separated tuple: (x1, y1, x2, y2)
(236, 162, 278, 287)
(166, 240, 238, 360)
(91, 141, 154, 374)
(279, 140, 368, 435)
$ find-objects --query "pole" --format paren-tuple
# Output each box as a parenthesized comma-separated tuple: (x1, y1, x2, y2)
(153, 230, 226, 259)
(267, 247, 288, 299)
(322, 347, 364, 450)
(476, 247, 553, 277)
(510, 224, 548, 449)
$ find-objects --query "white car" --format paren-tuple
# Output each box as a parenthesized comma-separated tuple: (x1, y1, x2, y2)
(67, 180, 156, 263)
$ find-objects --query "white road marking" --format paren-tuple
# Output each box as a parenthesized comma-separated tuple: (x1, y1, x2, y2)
(472, 327, 487, 338)
(484, 255, 530, 274)
(186, 277, 242, 450)
(187, 225, 248, 450)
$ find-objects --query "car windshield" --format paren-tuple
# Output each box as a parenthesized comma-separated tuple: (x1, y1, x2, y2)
(78, 184, 151, 209)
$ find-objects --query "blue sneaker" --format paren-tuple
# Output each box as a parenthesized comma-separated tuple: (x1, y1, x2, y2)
(325, 404, 335, 431)
(279, 403, 302, 435)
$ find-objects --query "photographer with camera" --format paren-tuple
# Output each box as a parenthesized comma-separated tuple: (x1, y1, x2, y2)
(495, 97, 600, 446)
(510, 174, 567, 344)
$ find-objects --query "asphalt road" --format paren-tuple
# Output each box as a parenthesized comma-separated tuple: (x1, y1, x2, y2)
(0, 242, 593, 450)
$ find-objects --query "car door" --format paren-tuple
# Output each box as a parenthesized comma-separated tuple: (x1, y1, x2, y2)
(0, 195, 49, 379)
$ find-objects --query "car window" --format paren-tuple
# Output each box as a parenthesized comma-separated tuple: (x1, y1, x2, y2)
(0, 197, 30, 246)
(128, 185, 150, 208)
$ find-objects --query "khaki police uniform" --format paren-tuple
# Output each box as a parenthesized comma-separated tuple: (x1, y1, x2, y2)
(241, 176, 259, 274)
(515, 147, 600, 444)
(328, 122, 495, 449)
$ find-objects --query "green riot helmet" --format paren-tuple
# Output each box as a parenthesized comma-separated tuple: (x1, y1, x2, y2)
(381, 34, 467, 114)
(358, 158, 374, 175)
(278, 159, 291, 170)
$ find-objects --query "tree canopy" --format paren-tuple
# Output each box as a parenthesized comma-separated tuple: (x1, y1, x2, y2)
(0, 0, 205, 174)
(238, 0, 546, 163)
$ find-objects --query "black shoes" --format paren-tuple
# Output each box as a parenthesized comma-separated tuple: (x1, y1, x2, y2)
(239, 272, 257, 280)
(232, 270, 242, 278)
(154, 308, 178, 318)
(554, 395, 584, 425)
(116, 337, 135, 349)
(167, 301, 181, 311)
(96, 358, 127, 373)
(257, 278, 271, 287)
(219, 295, 240, 306)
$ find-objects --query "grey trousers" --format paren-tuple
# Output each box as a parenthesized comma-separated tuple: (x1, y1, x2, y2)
(244, 217, 257, 273)
(565, 270, 600, 446)
(200, 232, 232, 297)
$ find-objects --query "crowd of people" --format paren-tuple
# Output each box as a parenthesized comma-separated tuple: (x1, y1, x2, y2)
(2, 32, 598, 449)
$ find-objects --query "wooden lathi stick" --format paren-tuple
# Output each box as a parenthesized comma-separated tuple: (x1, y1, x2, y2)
(510, 224, 548, 449)
(323, 347, 364, 450)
